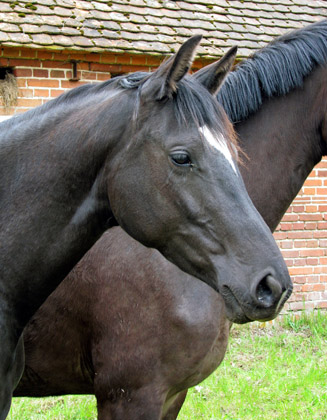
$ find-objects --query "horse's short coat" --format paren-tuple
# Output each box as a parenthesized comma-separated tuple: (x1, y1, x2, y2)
(5, 35, 295, 420)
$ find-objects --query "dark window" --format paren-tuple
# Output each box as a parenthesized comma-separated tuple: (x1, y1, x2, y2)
(0, 67, 14, 80)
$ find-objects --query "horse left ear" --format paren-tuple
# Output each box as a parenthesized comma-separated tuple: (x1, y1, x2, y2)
(142, 35, 202, 101)
(193, 46, 237, 95)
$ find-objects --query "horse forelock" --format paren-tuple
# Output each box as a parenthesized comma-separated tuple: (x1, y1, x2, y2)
(217, 19, 327, 123)
(118, 71, 237, 155)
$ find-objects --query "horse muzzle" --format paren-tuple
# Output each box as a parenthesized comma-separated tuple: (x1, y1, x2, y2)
(221, 269, 293, 324)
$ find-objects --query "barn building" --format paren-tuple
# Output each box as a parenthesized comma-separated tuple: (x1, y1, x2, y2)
(0, 0, 327, 313)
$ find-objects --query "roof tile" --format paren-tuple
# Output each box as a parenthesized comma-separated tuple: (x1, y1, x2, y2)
(0, 0, 325, 58)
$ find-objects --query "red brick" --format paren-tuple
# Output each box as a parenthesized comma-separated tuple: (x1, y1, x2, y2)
(8, 59, 41, 67)
(19, 88, 33, 98)
(41, 60, 71, 69)
(116, 55, 132, 65)
(33, 69, 49, 78)
(81, 71, 97, 80)
(292, 205, 305, 213)
(292, 276, 307, 284)
(273, 232, 288, 240)
(293, 240, 307, 248)
(305, 205, 318, 212)
(14, 68, 32, 77)
(281, 250, 299, 258)
(302, 284, 314, 292)
(306, 240, 319, 247)
(96, 73, 110, 81)
(37, 51, 54, 60)
(303, 179, 322, 187)
(2, 47, 21, 58)
(316, 188, 327, 195)
(50, 70, 65, 78)
(314, 231, 327, 238)
(306, 258, 319, 265)
(299, 214, 322, 221)
(90, 62, 115, 72)
(292, 222, 305, 230)
(282, 214, 299, 222)
(146, 56, 162, 66)
(19, 48, 38, 59)
(85, 53, 103, 63)
(28, 79, 59, 88)
(280, 241, 293, 249)
(288, 231, 313, 239)
(50, 89, 65, 98)
(99, 53, 118, 64)
(299, 249, 324, 257)
(17, 98, 43, 107)
(318, 222, 327, 230)
(66, 52, 87, 61)
(121, 65, 149, 73)
(289, 267, 313, 275)
(34, 89, 50, 97)
(17, 79, 27, 87)
(92, 63, 121, 75)
(131, 55, 147, 66)
(0, 58, 9, 66)
(280, 222, 293, 231)
(314, 266, 327, 274)
(61, 80, 87, 89)
(302, 187, 316, 195)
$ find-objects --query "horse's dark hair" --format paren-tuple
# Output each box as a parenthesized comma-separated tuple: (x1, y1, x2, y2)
(120, 71, 231, 135)
(217, 19, 327, 122)
(2, 69, 232, 146)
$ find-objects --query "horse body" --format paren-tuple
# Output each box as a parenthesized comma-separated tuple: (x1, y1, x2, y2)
(15, 227, 229, 420)
(12, 20, 327, 419)
(1, 38, 292, 420)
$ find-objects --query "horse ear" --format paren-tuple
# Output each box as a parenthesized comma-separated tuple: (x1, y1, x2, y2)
(153, 35, 202, 100)
(193, 46, 237, 95)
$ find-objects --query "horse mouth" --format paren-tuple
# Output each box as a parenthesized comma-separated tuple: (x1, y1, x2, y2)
(220, 286, 252, 324)
(221, 284, 293, 324)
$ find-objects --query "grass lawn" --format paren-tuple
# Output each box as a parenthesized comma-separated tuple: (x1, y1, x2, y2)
(9, 312, 327, 419)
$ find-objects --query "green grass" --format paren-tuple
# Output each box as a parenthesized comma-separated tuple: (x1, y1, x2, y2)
(9, 312, 327, 419)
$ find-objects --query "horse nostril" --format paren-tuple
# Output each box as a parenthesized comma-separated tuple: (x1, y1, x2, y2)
(255, 274, 282, 308)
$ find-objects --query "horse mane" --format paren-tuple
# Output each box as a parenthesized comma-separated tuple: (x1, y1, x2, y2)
(2, 69, 230, 143)
(217, 19, 327, 122)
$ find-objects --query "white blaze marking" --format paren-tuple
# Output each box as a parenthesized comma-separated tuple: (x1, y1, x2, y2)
(199, 125, 237, 174)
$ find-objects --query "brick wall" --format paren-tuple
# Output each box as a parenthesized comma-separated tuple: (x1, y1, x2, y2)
(0, 45, 326, 313)
(275, 161, 327, 313)
(0, 46, 210, 115)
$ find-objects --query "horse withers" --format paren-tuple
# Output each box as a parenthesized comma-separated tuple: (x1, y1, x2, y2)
(1, 36, 291, 419)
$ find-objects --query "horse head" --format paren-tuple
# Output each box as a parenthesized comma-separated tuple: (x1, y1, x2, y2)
(106, 36, 292, 323)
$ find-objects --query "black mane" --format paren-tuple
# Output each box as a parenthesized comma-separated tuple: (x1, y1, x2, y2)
(2, 67, 228, 139)
(217, 19, 327, 122)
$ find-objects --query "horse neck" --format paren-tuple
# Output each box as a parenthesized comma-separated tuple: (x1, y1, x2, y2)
(237, 65, 327, 231)
(0, 91, 134, 327)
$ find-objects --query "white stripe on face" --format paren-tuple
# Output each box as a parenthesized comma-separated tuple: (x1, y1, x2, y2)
(199, 125, 237, 174)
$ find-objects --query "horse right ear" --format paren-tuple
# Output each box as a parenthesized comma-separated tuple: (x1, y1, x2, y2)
(141, 35, 202, 101)
(193, 46, 237, 95)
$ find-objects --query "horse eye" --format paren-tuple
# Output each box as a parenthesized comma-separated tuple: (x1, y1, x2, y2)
(170, 152, 192, 167)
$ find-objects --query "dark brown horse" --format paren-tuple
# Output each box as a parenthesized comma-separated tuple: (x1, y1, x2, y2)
(15, 19, 327, 419)
(0, 37, 292, 420)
